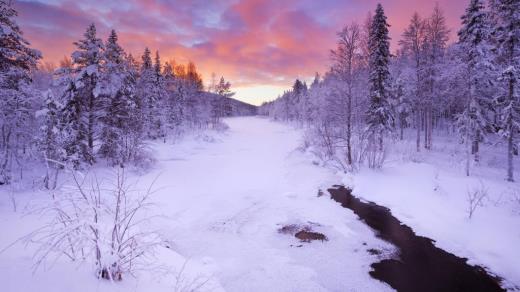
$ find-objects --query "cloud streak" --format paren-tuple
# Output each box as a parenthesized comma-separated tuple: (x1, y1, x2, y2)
(15, 0, 466, 104)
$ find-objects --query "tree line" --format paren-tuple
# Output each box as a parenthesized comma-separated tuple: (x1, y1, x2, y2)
(0, 1, 254, 187)
(260, 0, 520, 181)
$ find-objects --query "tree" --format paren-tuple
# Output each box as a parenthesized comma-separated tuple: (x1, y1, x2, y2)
(399, 12, 427, 151)
(211, 76, 234, 124)
(60, 23, 103, 168)
(137, 47, 162, 139)
(492, 0, 520, 182)
(37, 91, 65, 189)
(422, 4, 450, 150)
(366, 3, 394, 155)
(0, 0, 41, 183)
(98, 30, 137, 166)
(331, 22, 363, 166)
(456, 0, 494, 175)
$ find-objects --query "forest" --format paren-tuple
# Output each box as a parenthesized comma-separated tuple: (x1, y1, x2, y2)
(0, 0, 519, 291)
(260, 0, 519, 182)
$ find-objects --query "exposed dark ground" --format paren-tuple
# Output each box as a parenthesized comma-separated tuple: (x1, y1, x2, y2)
(328, 185, 505, 292)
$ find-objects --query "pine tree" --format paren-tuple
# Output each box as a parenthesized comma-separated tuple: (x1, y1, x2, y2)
(216, 77, 234, 118)
(98, 30, 135, 166)
(152, 50, 166, 139)
(0, 0, 41, 183)
(137, 47, 158, 139)
(163, 61, 182, 131)
(366, 3, 394, 153)
(60, 23, 103, 168)
(492, 0, 520, 181)
(456, 0, 494, 175)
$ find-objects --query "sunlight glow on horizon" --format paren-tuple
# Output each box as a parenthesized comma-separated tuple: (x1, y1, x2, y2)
(233, 85, 289, 106)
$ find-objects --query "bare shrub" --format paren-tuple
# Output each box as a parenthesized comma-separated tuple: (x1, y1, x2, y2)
(366, 140, 387, 169)
(304, 122, 369, 173)
(467, 181, 488, 219)
(29, 168, 164, 281)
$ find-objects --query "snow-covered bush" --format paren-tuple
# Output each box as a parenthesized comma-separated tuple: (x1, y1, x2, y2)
(31, 168, 163, 281)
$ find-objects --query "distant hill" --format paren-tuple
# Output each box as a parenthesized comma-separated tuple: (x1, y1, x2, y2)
(226, 96, 258, 116)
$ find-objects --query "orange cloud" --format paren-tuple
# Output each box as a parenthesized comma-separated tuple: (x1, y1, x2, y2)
(15, 0, 466, 103)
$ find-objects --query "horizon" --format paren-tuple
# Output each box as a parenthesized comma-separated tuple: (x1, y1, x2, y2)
(16, 0, 466, 105)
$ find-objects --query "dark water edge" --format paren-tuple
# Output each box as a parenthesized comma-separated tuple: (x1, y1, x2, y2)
(328, 185, 505, 292)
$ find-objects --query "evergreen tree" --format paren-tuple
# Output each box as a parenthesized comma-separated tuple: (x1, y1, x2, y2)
(137, 47, 159, 139)
(98, 30, 135, 166)
(152, 50, 166, 139)
(60, 23, 103, 168)
(0, 0, 41, 183)
(366, 3, 394, 152)
(492, 0, 520, 181)
(216, 76, 234, 118)
(456, 0, 494, 175)
(163, 61, 182, 130)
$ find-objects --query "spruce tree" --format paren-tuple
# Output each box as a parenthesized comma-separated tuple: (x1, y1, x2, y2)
(0, 0, 41, 183)
(152, 50, 166, 139)
(137, 47, 159, 139)
(492, 0, 520, 181)
(456, 0, 494, 175)
(60, 23, 103, 168)
(366, 3, 394, 152)
(99, 30, 134, 166)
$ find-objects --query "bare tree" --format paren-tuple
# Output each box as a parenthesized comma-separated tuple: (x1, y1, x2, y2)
(331, 22, 362, 166)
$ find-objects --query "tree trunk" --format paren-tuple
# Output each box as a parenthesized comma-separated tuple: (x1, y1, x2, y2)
(507, 125, 514, 182)
(346, 87, 353, 166)
(472, 130, 480, 163)
(507, 77, 515, 182)
(88, 92, 95, 151)
(416, 111, 421, 152)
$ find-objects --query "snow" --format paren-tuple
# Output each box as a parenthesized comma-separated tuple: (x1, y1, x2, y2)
(342, 136, 520, 289)
(0, 117, 393, 292)
(1, 116, 518, 291)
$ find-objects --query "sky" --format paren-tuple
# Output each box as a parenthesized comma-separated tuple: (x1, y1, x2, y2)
(14, 0, 467, 105)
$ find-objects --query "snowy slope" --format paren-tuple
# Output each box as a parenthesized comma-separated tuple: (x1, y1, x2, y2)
(0, 117, 393, 292)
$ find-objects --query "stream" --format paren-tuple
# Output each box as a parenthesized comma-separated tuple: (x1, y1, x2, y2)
(328, 185, 505, 292)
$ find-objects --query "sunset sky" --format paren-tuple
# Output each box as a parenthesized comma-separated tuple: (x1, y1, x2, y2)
(15, 0, 467, 105)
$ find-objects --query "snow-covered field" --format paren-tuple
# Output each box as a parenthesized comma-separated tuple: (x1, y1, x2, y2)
(0, 116, 518, 291)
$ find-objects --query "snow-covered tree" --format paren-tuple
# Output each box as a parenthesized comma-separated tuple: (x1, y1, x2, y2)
(59, 23, 103, 168)
(37, 90, 65, 189)
(399, 12, 427, 151)
(211, 76, 234, 124)
(366, 3, 394, 155)
(456, 0, 495, 175)
(0, 0, 41, 184)
(422, 4, 450, 149)
(331, 22, 363, 165)
(492, 0, 520, 182)
(137, 47, 163, 139)
(98, 30, 138, 166)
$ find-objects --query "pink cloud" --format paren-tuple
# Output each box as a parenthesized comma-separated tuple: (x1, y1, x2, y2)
(14, 0, 467, 101)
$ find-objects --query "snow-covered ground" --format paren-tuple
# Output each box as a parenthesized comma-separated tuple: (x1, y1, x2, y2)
(0, 117, 394, 292)
(342, 135, 520, 290)
(0, 116, 518, 291)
